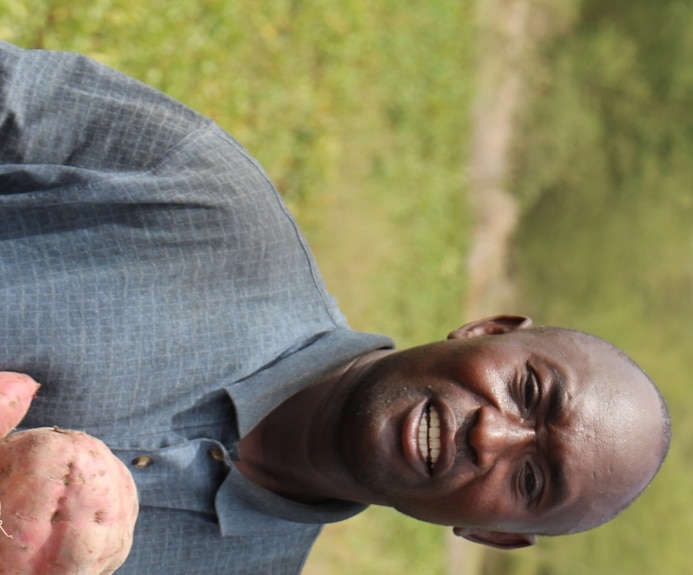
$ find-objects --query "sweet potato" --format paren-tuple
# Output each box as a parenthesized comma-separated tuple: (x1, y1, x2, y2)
(0, 376, 138, 575)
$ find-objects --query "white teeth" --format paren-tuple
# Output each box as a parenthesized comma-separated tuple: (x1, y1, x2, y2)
(418, 405, 441, 470)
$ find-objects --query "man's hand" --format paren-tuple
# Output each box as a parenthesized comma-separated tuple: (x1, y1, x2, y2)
(0, 372, 40, 436)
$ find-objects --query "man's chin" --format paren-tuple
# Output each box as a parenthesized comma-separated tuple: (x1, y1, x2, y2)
(337, 430, 409, 503)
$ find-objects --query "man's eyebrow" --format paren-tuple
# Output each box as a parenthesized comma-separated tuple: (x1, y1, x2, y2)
(547, 369, 566, 425)
(546, 368, 569, 507)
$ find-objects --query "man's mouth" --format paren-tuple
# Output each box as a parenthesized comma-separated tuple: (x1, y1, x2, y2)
(418, 404, 441, 472)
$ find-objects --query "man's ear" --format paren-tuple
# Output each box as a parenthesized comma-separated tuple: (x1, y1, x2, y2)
(452, 527, 537, 550)
(447, 315, 533, 340)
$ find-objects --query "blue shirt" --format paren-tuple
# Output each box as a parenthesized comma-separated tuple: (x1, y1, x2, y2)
(0, 41, 392, 574)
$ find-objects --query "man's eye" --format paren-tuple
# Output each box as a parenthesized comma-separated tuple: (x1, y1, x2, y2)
(523, 366, 539, 410)
(522, 462, 537, 499)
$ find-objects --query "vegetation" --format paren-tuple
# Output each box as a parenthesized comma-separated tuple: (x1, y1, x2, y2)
(486, 0, 693, 573)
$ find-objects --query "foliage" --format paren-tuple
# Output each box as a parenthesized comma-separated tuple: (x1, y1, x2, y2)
(504, 0, 693, 573)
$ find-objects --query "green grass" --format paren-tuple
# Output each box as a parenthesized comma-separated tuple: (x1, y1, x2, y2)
(1, 2, 477, 573)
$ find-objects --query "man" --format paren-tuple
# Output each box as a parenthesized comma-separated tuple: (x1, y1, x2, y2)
(0, 41, 670, 573)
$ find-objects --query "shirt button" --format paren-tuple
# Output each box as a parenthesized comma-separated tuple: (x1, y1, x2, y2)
(132, 456, 153, 469)
(208, 447, 225, 463)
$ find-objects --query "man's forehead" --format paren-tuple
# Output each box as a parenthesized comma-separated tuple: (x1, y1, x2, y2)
(539, 365, 662, 533)
(523, 328, 639, 394)
(524, 326, 600, 356)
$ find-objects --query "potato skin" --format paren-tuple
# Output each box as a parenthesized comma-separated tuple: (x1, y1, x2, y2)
(0, 428, 139, 575)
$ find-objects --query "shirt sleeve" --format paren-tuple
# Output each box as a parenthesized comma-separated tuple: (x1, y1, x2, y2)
(0, 40, 207, 172)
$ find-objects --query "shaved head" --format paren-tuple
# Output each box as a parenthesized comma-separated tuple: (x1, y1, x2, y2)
(534, 327, 671, 535)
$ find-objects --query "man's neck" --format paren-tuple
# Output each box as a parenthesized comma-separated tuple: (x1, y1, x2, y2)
(234, 349, 393, 504)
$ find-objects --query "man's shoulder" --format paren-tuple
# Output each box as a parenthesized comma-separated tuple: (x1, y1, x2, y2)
(0, 41, 207, 171)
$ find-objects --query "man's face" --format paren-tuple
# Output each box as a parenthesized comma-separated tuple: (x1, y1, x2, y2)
(336, 325, 663, 539)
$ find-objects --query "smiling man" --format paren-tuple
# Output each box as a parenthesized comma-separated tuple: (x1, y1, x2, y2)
(236, 316, 669, 551)
(0, 41, 670, 573)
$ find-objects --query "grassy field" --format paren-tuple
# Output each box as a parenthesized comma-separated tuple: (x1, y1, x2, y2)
(1, 2, 476, 573)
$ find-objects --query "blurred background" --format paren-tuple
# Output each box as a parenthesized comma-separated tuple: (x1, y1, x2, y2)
(3, 0, 691, 573)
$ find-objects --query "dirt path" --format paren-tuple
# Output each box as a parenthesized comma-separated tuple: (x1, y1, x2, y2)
(447, 0, 534, 571)
(462, 0, 534, 320)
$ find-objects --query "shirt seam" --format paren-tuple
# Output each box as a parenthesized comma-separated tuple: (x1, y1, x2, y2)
(209, 127, 345, 328)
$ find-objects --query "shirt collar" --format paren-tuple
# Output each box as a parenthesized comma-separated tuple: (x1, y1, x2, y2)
(218, 328, 393, 532)
(216, 466, 367, 535)
(225, 328, 393, 437)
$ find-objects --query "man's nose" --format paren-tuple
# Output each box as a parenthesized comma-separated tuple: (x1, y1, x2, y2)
(468, 405, 534, 469)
